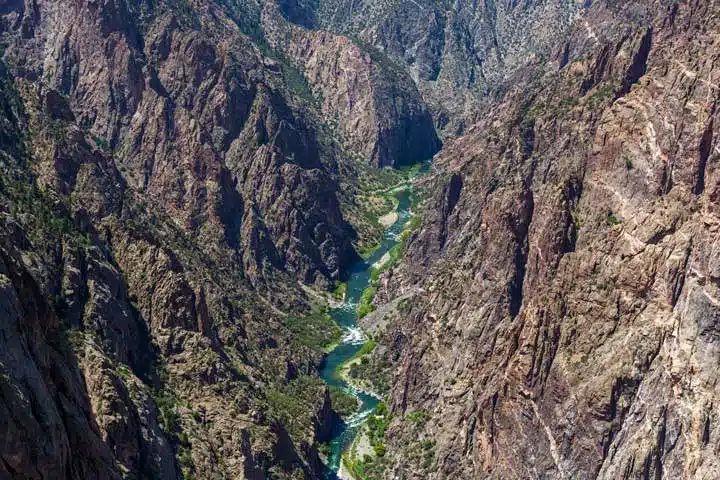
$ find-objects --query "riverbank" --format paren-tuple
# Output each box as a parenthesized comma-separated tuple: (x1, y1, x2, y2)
(319, 189, 414, 478)
(339, 428, 374, 479)
(334, 339, 384, 401)
(378, 211, 398, 227)
(319, 163, 429, 479)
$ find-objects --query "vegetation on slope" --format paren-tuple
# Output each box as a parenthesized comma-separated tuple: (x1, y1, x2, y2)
(281, 307, 343, 352)
(265, 376, 327, 441)
(342, 402, 393, 479)
(356, 192, 423, 319)
(329, 386, 360, 418)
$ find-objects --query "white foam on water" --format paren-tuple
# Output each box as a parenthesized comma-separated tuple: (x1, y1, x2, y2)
(344, 383, 383, 401)
(337, 301, 357, 312)
(345, 408, 374, 428)
(342, 327, 366, 345)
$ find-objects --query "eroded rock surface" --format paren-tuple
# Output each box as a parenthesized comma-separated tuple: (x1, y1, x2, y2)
(0, 1, 359, 478)
(371, 1, 720, 479)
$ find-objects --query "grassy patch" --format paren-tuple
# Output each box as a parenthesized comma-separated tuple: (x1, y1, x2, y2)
(357, 285, 378, 319)
(340, 160, 417, 256)
(357, 243, 381, 260)
(366, 403, 390, 457)
(339, 339, 377, 381)
(355, 339, 377, 359)
(332, 281, 348, 301)
(347, 359, 368, 380)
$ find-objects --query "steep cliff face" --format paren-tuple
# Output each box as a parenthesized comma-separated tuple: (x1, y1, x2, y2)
(278, 0, 584, 138)
(7, 0, 720, 479)
(262, 1, 441, 167)
(370, 1, 720, 478)
(0, 63, 175, 479)
(1, 0, 356, 288)
(0, 55, 340, 477)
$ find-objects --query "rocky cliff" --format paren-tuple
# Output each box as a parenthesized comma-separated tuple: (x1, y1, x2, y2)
(0, 57, 341, 478)
(0, 0, 375, 478)
(276, 0, 584, 139)
(6, 0, 361, 287)
(367, 1, 720, 479)
(262, 1, 441, 168)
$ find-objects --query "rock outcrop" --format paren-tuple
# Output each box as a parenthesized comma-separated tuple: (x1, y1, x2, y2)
(263, 2, 441, 167)
(370, 1, 720, 479)
(6, 0, 720, 479)
(1, 0, 356, 288)
(277, 0, 585, 139)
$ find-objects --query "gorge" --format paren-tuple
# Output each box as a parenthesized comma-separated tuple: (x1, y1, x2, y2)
(2, 1, 720, 480)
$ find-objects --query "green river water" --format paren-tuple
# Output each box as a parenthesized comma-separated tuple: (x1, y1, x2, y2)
(320, 188, 413, 479)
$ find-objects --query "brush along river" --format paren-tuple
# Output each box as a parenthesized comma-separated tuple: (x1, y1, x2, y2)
(320, 186, 414, 478)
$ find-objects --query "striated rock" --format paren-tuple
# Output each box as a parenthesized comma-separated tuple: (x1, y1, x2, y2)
(81, 347, 178, 480)
(8, 0, 720, 479)
(0, 231, 122, 479)
(263, 3, 441, 167)
(1, 0, 355, 288)
(0, 1, 358, 477)
(370, 1, 720, 479)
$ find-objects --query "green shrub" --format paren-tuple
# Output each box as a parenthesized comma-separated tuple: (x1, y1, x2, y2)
(177, 445, 195, 479)
(374, 442, 386, 457)
(606, 211, 621, 226)
(624, 154, 634, 170)
(93, 135, 110, 151)
(116, 364, 132, 379)
(316, 441, 330, 456)
(587, 83, 615, 107)
(332, 282, 347, 300)
(406, 410, 430, 426)
(357, 243, 380, 259)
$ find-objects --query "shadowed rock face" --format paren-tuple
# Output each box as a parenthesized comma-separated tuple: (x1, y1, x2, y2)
(262, 2, 442, 168)
(13, 0, 357, 287)
(367, 1, 720, 479)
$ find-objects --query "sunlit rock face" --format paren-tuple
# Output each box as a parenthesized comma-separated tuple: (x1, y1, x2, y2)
(365, 1, 720, 479)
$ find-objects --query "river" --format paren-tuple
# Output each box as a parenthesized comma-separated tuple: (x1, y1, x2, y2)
(319, 187, 414, 479)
